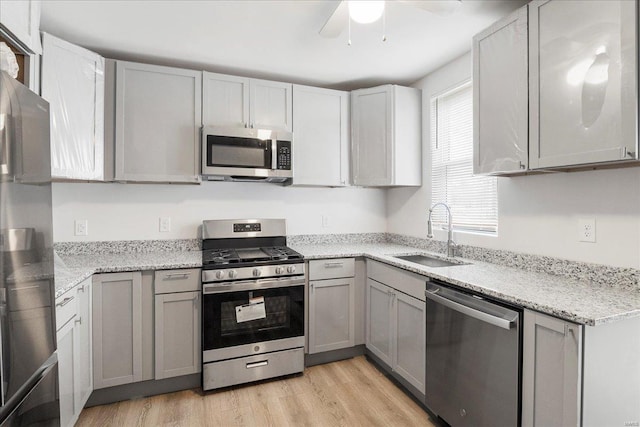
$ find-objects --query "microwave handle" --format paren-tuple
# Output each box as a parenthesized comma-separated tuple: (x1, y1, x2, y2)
(271, 139, 277, 171)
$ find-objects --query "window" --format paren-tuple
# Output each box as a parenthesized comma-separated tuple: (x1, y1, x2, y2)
(431, 81, 498, 234)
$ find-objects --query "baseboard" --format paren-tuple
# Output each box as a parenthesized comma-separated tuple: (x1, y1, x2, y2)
(86, 374, 201, 407)
(305, 344, 366, 367)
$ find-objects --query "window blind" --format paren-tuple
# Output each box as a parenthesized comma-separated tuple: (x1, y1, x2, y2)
(431, 81, 498, 233)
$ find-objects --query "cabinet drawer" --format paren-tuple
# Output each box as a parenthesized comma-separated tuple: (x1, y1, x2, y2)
(55, 293, 77, 331)
(309, 258, 355, 280)
(154, 269, 200, 294)
(367, 260, 427, 301)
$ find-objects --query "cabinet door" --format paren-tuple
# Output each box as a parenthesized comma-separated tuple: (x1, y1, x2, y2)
(41, 33, 105, 180)
(115, 61, 201, 183)
(522, 310, 582, 427)
(249, 78, 292, 131)
(92, 272, 143, 389)
(308, 278, 355, 354)
(365, 278, 393, 366)
(202, 72, 250, 128)
(56, 317, 75, 427)
(73, 279, 92, 413)
(292, 85, 349, 186)
(529, 0, 637, 168)
(473, 6, 528, 174)
(351, 86, 393, 186)
(154, 291, 201, 379)
(0, 0, 41, 54)
(393, 292, 425, 394)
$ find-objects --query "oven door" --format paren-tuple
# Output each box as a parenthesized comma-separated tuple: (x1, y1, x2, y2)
(202, 277, 304, 361)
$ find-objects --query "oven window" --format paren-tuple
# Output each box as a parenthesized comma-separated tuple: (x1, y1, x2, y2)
(203, 285, 304, 350)
(207, 135, 271, 169)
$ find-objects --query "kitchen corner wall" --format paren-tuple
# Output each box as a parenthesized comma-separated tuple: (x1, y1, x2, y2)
(52, 182, 386, 241)
(387, 52, 640, 269)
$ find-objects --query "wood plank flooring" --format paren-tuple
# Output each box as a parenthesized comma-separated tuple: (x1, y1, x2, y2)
(77, 356, 438, 427)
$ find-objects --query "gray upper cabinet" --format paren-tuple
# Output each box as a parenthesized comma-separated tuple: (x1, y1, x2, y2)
(154, 268, 201, 380)
(473, 6, 528, 175)
(202, 72, 292, 131)
(41, 33, 107, 181)
(522, 309, 582, 427)
(529, 0, 638, 169)
(202, 72, 250, 128)
(351, 85, 421, 187)
(114, 61, 202, 183)
(292, 85, 349, 186)
(92, 272, 143, 389)
(250, 78, 292, 131)
(0, 0, 41, 54)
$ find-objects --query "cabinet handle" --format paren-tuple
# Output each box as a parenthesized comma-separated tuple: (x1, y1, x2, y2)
(193, 294, 199, 302)
(250, 122, 254, 129)
(77, 285, 85, 292)
(10, 285, 40, 292)
(75, 316, 82, 325)
(246, 360, 268, 369)
(324, 262, 344, 268)
(310, 283, 314, 293)
(244, 122, 248, 128)
(56, 296, 74, 307)
(164, 273, 191, 280)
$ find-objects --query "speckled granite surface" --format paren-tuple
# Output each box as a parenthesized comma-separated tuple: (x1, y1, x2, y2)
(54, 239, 201, 255)
(51, 235, 640, 325)
(289, 242, 640, 326)
(54, 251, 202, 298)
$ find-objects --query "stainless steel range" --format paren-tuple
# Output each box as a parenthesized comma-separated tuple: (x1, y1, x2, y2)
(201, 219, 305, 391)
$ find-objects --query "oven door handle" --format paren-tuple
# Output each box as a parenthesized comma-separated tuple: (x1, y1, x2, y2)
(203, 277, 305, 294)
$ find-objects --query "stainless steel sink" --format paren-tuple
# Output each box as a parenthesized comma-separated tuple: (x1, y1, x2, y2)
(393, 254, 469, 268)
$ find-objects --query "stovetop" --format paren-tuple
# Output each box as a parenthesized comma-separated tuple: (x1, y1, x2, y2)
(202, 246, 303, 269)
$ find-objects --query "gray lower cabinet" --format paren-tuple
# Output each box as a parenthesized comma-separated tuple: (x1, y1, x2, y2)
(55, 277, 92, 427)
(154, 268, 201, 379)
(92, 272, 143, 389)
(522, 309, 582, 427)
(366, 260, 426, 397)
(523, 309, 640, 427)
(308, 258, 356, 354)
(365, 278, 393, 366)
(114, 61, 202, 183)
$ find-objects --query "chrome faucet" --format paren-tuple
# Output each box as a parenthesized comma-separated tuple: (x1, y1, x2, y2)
(427, 202, 456, 258)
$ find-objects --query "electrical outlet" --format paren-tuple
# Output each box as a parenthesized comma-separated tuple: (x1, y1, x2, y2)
(321, 215, 329, 228)
(159, 217, 171, 233)
(578, 217, 596, 243)
(74, 220, 88, 236)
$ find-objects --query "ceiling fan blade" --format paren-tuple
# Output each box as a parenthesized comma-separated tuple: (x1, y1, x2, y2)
(319, 1, 349, 38)
(398, 0, 462, 16)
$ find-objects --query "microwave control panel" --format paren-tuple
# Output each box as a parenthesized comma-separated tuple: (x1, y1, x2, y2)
(276, 141, 292, 170)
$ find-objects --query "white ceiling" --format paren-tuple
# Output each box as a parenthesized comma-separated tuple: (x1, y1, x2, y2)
(40, 0, 526, 90)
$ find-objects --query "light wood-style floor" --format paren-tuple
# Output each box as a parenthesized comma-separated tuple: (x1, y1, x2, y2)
(77, 356, 438, 426)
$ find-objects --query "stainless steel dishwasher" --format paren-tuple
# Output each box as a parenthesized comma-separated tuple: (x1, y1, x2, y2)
(425, 280, 521, 427)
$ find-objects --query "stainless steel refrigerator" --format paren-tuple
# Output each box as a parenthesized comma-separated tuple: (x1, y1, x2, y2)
(0, 70, 59, 426)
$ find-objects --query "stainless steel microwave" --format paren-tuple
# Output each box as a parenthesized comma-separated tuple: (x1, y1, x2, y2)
(201, 126, 293, 183)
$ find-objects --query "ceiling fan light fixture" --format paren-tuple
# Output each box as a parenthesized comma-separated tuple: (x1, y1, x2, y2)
(348, 0, 385, 24)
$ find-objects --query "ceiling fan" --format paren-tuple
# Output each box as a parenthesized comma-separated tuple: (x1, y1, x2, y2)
(319, 0, 463, 38)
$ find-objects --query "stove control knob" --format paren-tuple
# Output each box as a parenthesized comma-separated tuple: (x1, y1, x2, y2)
(287, 266, 296, 274)
(253, 268, 262, 277)
(215, 270, 225, 279)
(275, 267, 284, 274)
(229, 270, 237, 279)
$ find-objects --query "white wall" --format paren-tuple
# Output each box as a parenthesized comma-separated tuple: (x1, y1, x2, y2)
(387, 52, 640, 269)
(52, 181, 387, 241)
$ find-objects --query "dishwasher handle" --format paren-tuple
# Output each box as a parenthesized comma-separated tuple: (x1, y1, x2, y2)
(425, 287, 517, 330)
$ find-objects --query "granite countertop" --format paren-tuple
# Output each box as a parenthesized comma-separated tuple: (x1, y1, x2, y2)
(53, 241, 640, 326)
(290, 243, 640, 326)
(54, 250, 202, 298)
